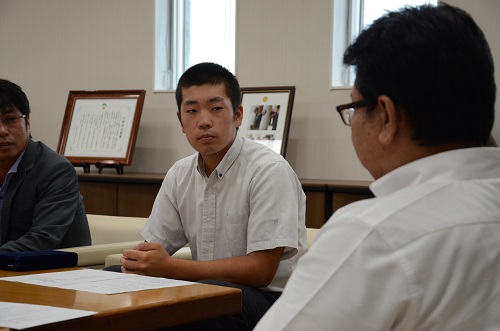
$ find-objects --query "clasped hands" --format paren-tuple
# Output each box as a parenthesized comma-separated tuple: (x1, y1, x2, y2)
(120, 242, 173, 277)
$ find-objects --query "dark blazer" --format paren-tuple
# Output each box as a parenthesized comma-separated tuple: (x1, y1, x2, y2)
(0, 140, 91, 252)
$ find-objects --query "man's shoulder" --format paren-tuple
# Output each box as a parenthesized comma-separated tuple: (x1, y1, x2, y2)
(34, 141, 73, 164)
(239, 139, 295, 176)
(173, 152, 198, 167)
(168, 152, 198, 176)
(15, 141, 78, 187)
(241, 137, 285, 163)
(20, 140, 72, 171)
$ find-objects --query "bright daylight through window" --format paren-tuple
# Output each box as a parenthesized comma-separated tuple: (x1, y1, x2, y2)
(155, 0, 236, 91)
(332, 0, 438, 87)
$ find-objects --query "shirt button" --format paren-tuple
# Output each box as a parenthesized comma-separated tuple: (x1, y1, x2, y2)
(204, 246, 209, 251)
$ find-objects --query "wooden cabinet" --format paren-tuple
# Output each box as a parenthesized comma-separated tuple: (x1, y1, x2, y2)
(301, 179, 374, 228)
(327, 179, 375, 213)
(79, 181, 118, 215)
(78, 172, 164, 217)
(300, 179, 329, 229)
(78, 173, 373, 228)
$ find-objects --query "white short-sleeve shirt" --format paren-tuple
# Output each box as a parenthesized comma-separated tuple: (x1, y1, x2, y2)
(142, 136, 307, 292)
(255, 147, 500, 330)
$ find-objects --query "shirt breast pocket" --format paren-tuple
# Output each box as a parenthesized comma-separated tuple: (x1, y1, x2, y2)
(225, 214, 248, 256)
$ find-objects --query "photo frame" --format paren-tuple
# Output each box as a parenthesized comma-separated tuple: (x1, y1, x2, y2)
(239, 86, 295, 157)
(57, 90, 146, 174)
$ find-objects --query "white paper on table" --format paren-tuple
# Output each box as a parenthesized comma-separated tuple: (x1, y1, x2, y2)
(1, 269, 194, 294)
(0, 301, 96, 330)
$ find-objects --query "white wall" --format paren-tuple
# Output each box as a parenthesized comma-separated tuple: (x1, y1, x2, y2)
(0, 0, 498, 180)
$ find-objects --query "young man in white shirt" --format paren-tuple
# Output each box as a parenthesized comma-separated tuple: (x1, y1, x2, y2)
(119, 62, 307, 330)
(255, 4, 500, 330)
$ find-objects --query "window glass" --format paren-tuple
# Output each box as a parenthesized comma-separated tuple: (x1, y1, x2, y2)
(363, 0, 437, 26)
(155, 0, 236, 91)
(332, 0, 437, 88)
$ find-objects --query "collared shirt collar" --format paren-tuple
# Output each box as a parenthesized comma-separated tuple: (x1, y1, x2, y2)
(0, 149, 25, 201)
(370, 147, 500, 197)
(196, 135, 243, 180)
(2, 149, 25, 185)
(10, 150, 25, 173)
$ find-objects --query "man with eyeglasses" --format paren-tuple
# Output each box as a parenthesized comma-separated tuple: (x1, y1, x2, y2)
(255, 3, 499, 330)
(0, 79, 91, 252)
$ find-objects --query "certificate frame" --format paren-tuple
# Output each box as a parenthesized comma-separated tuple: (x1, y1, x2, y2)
(239, 86, 295, 157)
(57, 90, 146, 171)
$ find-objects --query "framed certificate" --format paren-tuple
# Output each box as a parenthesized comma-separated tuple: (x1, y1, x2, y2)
(57, 90, 146, 172)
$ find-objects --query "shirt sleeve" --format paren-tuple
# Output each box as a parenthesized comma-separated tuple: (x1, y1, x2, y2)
(246, 160, 305, 259)
(254, 217, 412, 331)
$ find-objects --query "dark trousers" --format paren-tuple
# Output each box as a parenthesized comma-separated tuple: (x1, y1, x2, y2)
(103, 266, 280, 330)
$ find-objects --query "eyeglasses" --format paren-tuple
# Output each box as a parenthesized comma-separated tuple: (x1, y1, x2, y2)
(336, 99, 374, 126)
(0, 114, 26, 127)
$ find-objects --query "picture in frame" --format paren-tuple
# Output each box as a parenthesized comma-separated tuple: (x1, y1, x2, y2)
(239, 86, 295, 157)
(57, 90, 146, 173)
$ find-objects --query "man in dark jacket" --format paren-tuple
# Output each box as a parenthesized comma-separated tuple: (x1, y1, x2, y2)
(0, 78, 91, 252)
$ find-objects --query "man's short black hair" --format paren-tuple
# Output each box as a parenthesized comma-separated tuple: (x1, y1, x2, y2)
(175, 62, 241, 115)
(0, 79, 31, 116)
(343, 3, 496, 146)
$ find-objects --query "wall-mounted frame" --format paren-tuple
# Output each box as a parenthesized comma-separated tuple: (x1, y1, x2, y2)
(239, 86, 295, 157)
(57, 90, 146, 174)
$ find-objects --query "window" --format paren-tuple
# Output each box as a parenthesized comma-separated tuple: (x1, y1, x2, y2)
(155, 0, 236, 91)
(332, 0, 437, 88)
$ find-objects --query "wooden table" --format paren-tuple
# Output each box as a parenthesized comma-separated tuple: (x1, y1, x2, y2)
(0, 268, 242, 331)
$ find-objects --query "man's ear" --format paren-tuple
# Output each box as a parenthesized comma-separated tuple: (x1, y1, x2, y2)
(376, 95, 398, 145)
(176, 111, 185, 133)
(26, 114, 31, 138)
(234, 105, 243, 128)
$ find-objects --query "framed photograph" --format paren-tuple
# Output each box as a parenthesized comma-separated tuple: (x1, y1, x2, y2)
(57, 90, 146, 170)
(239, 86, 295, 157)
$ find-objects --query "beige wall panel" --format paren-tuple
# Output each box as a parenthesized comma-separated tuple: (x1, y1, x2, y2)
(0, 0, 497, 180)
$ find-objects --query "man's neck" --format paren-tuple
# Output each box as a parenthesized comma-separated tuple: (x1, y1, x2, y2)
(200, 137, 236, 177)
(202, 157, 219, 177)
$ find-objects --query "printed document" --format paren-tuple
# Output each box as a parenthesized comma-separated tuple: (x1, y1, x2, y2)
(1, 268, 194, 294)
(0, 302, 95, 330)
